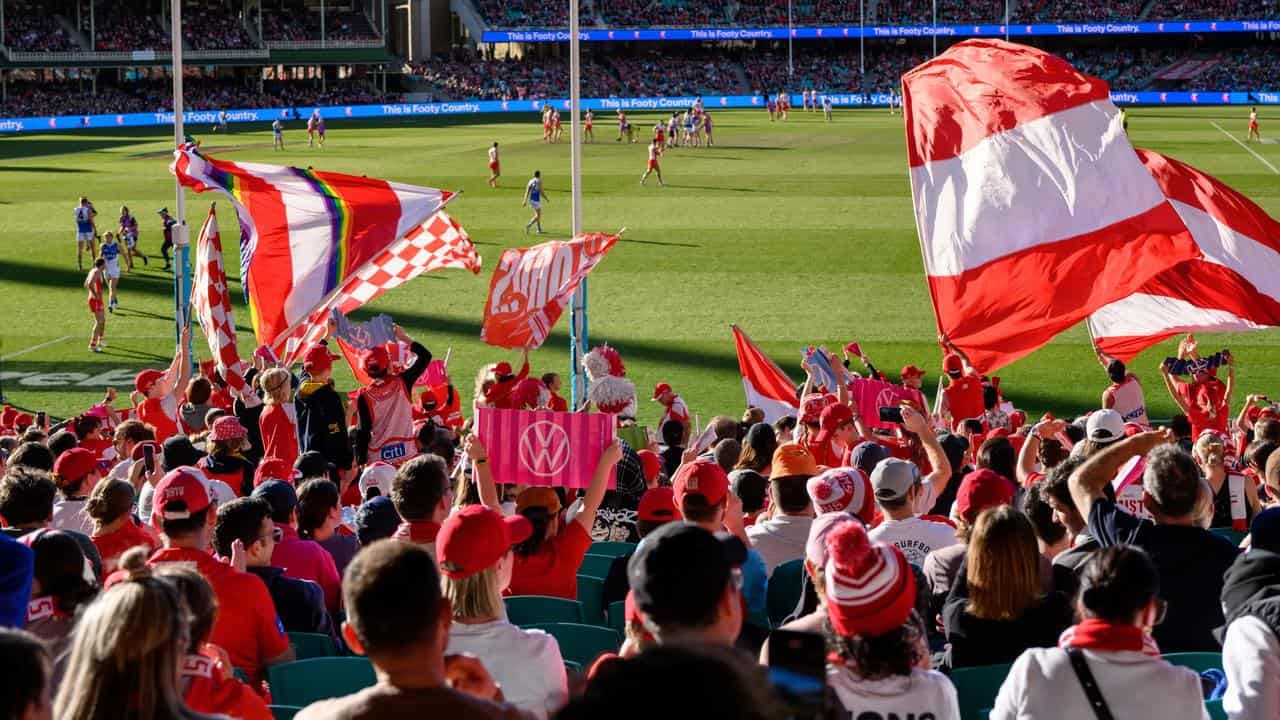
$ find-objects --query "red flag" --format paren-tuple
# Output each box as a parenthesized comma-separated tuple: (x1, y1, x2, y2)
(481, 233, 618, 349)
(731, 325, 798, 424)
(903, 40, 1198, 372)
(190, 206, 248, 393)
(475, 407, 616, 489)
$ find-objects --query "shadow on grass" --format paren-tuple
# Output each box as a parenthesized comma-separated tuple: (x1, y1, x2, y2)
(0, 138, 140, 162)
(618, 237, 700, 248)
(0, 165, 91, 173)
(0, 259, 231, 300)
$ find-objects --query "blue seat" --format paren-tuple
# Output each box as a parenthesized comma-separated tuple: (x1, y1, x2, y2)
(577, 575, 607, 626)
(578, 553, 616, 580)
(951, 662, 1013, 720)
(287, 631, 337, 659)
(267, 657, 376, 707)
(504, 595, 583, 626)
(766, 559, 805, 627)
(523, 622, 621, 667)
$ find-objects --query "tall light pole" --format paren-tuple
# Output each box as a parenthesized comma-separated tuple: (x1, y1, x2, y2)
(858, 0, 864, 77)
(931, 0, 936, 56)
(568, 0, 587, 407)
(787, 0, 793, 78)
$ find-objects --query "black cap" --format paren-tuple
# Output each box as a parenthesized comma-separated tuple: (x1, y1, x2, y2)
(296, 450, 335, 482)
(1251, 507, 1280, 553)
(161, 435, 202, 471)
(848, 441, 890, 476)
(627, 522, 747, 629)
(354, 496, 401, 545)
(252, 479, 299, 518)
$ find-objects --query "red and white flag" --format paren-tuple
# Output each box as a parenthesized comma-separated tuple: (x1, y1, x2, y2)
(190, 206, 249, 393)
(1087, 150, 1280, 361)
(481, 233, 618, 349)
(731, 324, 798, 423)
(903, 40, 1199, 372)
(271, 211, 482, 364)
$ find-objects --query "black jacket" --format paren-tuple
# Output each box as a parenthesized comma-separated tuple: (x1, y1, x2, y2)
(1222, 548, 1280, 625)
(246, 565, 339, 645)
(296, 379, 354, 471)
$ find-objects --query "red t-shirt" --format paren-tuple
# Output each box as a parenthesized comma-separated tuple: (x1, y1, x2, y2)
(803, 436, 842, 469)
(259, 404, 299, 470)
(138, 397, 180, 442)
(182, 653, 272, 720)
(944, 375, 985, 426)
(92, 520, 158, 573)
(1176, 378, 1229, 437)
(549, 392, 569, 413)
(148, 547, 289, 683)
(508, 520, 593, 600)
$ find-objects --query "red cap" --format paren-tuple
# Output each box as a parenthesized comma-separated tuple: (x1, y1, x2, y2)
(360, 346, 390, 376)
(437, 505, 533, 579)
(14, 412, 33, 429)
(135, 369, 164, 395)
(1008, 410, 1027, 431)
(254, 457, 299, 487)
(815, 403, 854, 444)
(151, 467, 212, 528)
(637, 487, 678, 523)
(652, 382, 672, 401)
(303, 345, 339, 373)
(1124, 422, 1146, 437)
(955, 469, 1014, 524)
(494, 361, 514, 377)
(0, 406, 16, 427)
(672, 459, 729, 509)
(943, 354, 963, 375)
(53, 448, 98, 486)
(1262, 408, 1280, 421)
(900, 365, 925, 379)
(636, 450, 662, 483)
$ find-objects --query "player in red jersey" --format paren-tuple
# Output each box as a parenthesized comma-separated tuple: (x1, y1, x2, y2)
(84, 257, 107, 353)
(552, 108, 563, 142)
(653, 121, 665, 149)
(640, 138, 665, 187)
(584, 109, 594, 142)
(1249, 106, 1261, 142)
(487, 142, 500, 188)
(542, 106, 552, 143)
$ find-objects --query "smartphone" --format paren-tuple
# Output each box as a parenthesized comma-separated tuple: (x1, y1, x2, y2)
(36, 412, 46, 428)
(878, 406, 904, 424)
(766, 629, 831, 720)
(143, 444, 155, 473)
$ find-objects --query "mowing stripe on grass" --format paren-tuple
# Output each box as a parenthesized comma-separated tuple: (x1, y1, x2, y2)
(1, 336, 75, 361)
(1212, 122, 1280, 175)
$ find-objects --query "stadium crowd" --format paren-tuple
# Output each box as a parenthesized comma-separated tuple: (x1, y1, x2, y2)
(181, 3, 255, 50)
(93, 12, 171, 51)
(2, 9, 78, 52)
(0, 327, 1277, 719)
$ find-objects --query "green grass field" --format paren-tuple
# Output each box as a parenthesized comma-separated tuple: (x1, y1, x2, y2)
(2, 106, 1279, 424)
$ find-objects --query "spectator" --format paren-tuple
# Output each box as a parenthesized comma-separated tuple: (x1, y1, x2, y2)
(736, 422, 777, 476)
(24, 529, 97, 690)
(1036, 456, 1096, 574)
(627, 521, 746, 646)
(252, 479, 342, 613)
(258, 367, 300, 471)
(760, 510, 858, 659)
(8, 442, 54, 473)
(353, 496, 400, 545)
(1069, 430, 1239, 651)
(1192, 431, 1259, 529)
(867, 457, 959, 566)
(921, 468, 1016, 609)
(0, 467, 104, 580)
(942, 506, 1073, 668)
(353, 326, 431, 467)
(297, 478, 360, 577)
(747, 443, 818, 573)
(297, 344, 354, 474)
(357, 461, 396, 502)
(991, 545, 1207, 720)
(658, 419, 685, 478)
(0, 532, 34, 628)
(50, 448, 101, 537)
(138, 435, 204, 523)
(180, 377, 217, 433)
(1220, 506, 1280, 624)
(439, 504, 567, 718)
(389, 454, 452, 556)
(106, 420, 155, 482)
(0, 627, 52, 718)
(199, 416, 256, 498)
(86, 478, 157, 573)
(730, 469, 769, 526)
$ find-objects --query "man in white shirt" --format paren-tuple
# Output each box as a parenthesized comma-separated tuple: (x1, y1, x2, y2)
(50, 448, 101, 537)
(867, 458, 959, 566)
(747, 443, 818, 573)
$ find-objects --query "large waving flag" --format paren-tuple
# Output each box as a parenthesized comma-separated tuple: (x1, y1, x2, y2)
(903, 39, 1199, 372)
(1087, 150, 1280, 361)
(190, 206, 249, 393)
(172, 145, 455, 349)
(732, 325, 798, 423)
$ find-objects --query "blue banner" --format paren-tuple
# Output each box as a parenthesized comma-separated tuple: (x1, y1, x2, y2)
(2, 91, 1276, 134)
(482, 18, 1280, 42)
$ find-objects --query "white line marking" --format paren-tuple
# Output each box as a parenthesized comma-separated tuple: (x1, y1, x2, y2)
(1, 336, 75, 360)
(1212, 122, 1280, 175)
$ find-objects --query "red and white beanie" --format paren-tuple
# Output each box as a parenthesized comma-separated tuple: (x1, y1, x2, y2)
(800, 392, 835, 425)
(824, 521, 916, 638)
(807, 467, 874, 524)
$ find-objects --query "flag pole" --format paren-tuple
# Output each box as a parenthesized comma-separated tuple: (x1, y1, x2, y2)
(568, 0, 587, 409)
(170, 0, 192, 364)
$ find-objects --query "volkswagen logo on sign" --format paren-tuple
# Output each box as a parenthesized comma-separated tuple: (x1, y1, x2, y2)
(875, 387, 898, 412)
(519, 421, 572, 477)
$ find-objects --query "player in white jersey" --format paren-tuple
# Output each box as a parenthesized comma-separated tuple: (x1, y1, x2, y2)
(666, 113, 678, 149)
(1249, 106, 1261, 142)
(99, 231, 123, 311)
(307, 110, 319, 147)
(118, 205, 145, 270)
(487, 142, 501, 187)
(823, 93, 833, 122)
(522, 170, 547, 234)
(213, 110, 228, 133)
(74, 196, 98, 271)
(272, 119, 284, 150)
(640, 138, 665, 186)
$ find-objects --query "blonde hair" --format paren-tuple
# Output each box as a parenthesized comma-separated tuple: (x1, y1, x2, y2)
(1193, 434, 1225, 468)
(442, 565, 505, 620)
(54, 547, 218, 720)
(259, 368, 292, 406)
(473, 364, 497, 408)
(965, 506, 1041, 621)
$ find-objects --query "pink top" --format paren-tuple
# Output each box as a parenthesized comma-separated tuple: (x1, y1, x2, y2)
(271, 523, 341, 613)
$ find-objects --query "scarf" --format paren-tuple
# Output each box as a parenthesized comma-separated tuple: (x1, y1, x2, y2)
(1058, 618, 1160, 657)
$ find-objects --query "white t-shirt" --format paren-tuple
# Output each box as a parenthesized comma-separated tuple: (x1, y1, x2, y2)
(746, 515, 814, 574)
(868, 516, 959, 567)
(446, 619, 568, 719)
(1224, 614, 1280, 720)
(828, 666, 961, 720)
(52, 498, 95, 536)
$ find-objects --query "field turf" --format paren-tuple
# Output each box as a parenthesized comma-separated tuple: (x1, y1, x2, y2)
(2, 106, 1279, 424)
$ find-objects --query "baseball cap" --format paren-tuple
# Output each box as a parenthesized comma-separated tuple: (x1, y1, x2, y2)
(729, 469, 767, 513)
(800, 392, 832, 424)
(150, 467, 212, 528)
(901, 365, 925, 380)
(814, 403, 854, 445)
(161, 436, 201, 471)
(627, 522, 747, 628)
(252, 479, 299, 519)
(135, 369, 164, 395)
(805, 511, 859, 569)
(13, 412, 32, 429)
(652, 382, 672, 401)
(53, 448, 98, 486)
(494, 361, 514, 378)
(955, 468, 1015, 523)
(807, 467, 874, 522)
(846, 441, 890, 476)
(207, 416, 247, 443)
(824, 521, 916, 638)
(358, 462, 397, 499)
(943, 354, 963, 375)
(360, 346, 390, 376)
(870, 458, 920, 502)
(637, 487, 679, 524)
(303, 345, 339, 374)
(254, 457, 299, 487)
(437, 505, 533, 579)
(295, 450, 334, 481)
(516, 487, 562, 515)
(771, 443, 818, 480)
(636, 449, 662, 483)
(354, 496, 401, 545)
(672, 459, 730, 508)
(1086, 409, 1125, 444)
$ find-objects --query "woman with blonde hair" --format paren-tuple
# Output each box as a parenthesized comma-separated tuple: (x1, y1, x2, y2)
(257, 367, 299, 470)
(1193, 432, 1259, 530)
(54, 547, 223, 720)
(942, 506, 1072, 668)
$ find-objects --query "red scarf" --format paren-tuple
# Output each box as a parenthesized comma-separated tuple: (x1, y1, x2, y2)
(1058, 618, 1160, 656)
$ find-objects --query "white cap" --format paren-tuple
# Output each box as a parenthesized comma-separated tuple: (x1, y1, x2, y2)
(359, 462, 397, 499)
(1086, 409, 1125, 444)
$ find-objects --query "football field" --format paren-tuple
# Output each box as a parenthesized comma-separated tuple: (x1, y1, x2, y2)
(2, 106, 1278, 423)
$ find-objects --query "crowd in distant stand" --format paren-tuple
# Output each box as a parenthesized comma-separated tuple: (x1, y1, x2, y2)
(2, 10, 78, 51)
(182, 4, 255, 50)
(93, 12, 171, 51)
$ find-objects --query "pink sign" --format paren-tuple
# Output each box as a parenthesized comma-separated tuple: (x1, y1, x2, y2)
(476, 408, 616, 489)
(848, 378, 925, 432)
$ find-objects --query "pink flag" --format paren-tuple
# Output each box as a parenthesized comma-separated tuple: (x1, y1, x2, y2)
(475, 407, 616, 489)
(190, 206, 248, 393)
(848, 378, 922, 432)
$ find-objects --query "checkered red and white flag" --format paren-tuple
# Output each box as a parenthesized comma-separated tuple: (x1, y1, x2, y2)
(191, 205, 250, 393)
(272, 210, 482, 365)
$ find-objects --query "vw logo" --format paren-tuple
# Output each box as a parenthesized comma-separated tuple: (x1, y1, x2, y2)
(519, 421, 572, 477)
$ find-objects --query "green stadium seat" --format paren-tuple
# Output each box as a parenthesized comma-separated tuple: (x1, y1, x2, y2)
(233, 668, 250, 684)
(1210, 527, 1247, 546)
(951, 662, 1013, 720)
(288, 631, 337, 659)
(607, 600, 626, 635)
(766, 558, 805, 627)
(1205, 699, 1227, 720)
(505, 595, 583, 626)
(588, 541, 636, 557)
(1164, 652, 1224, 673)
(269, 706, 302, 720)
(267, 657, 376, 708)
(564, 659, 582, 674)
(577, 575, 607, 626)
(578, 552, 615, 579)
(523, 622, 621, 667)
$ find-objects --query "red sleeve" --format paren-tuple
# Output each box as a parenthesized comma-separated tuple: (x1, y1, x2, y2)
(258, 407, 296, 462)
(517, 361, 530, 381)
(316, 546, 342, 614)
(560, 519, 594, 570)
(249, 578, 290, 662)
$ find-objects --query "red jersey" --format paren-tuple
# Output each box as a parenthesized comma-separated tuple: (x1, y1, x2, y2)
(508, 521, 592, 600)
(182, 653, 272, 720)
(1176, 378, 1229, 436)
(258, 404, 299, 471)
(943, 375, 985, 427)
(271, 523, 342, 613)
(92, 520, 158, 574)
(138, 396, 180, 442)
(420, 384, 464, 430)
(549, 391, 569, 413)
(803, 435, 842, 469)
(358, 377, 417, 466)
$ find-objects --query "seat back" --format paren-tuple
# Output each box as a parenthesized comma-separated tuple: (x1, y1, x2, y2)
(607, 600, 626, 635)
(578, 553, 615, 580)
(766, 558, 805, 627)
(287, 631, 337, 659)
(577, 575, 606, 626)
(266, 657, 377, 708)
(588, 541, 637, 558)
(504, 595, 584, 626)
(522, 622, 621, 666)
(951, 662, 1013, 720)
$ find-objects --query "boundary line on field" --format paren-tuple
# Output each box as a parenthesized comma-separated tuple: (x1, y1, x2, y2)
(1, 336, 75, 361)
(1212, 122, 1280, 175)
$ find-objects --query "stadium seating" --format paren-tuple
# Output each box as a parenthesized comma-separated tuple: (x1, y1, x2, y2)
(287, 631, 338, 659)
(505, 595, 585, 625)
(951, 662, 1014, 720)
(521, 623, 622, 666)
(266, 657, 377, 707)
(578, 553, 615, 579)
(577, 574, 607, 626)
(766, 558, 804, 627)
(269, 707, 302, 720)
(588, 541, 637, 557)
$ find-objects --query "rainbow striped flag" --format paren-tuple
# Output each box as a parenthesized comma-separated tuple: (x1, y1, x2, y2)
(171, 144, 455, 348)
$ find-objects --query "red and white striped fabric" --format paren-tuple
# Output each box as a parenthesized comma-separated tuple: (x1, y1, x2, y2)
(272, 210, 482, 364)
(731, 324, 799, 423)
(190, 206, 249, 393)
(1087, 150, 1280, 361)
(903, 40, 1199, 372)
